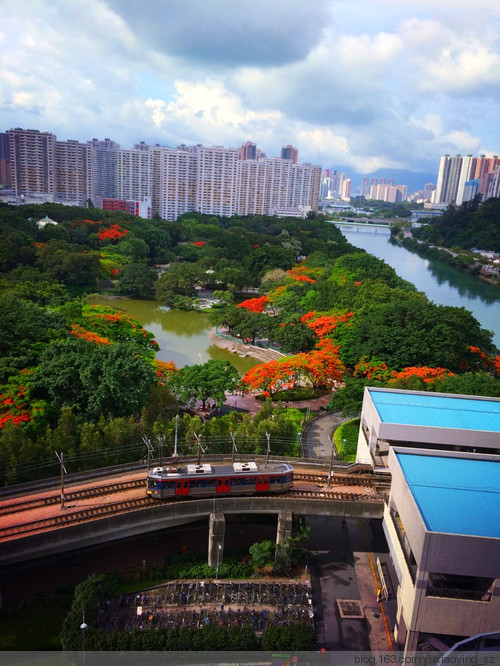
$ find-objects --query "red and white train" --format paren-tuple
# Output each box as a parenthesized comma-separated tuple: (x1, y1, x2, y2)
(146, 461, 294, 499)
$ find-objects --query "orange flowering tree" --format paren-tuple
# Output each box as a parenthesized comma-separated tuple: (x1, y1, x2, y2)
(97, 224, 129, 243)
(354, 357, 392, 382)
(0, 369, 48, 430)
(388, 366, 454, 384)
(70, 324, 111, 346)
(240, 341, 345, 397)
(300, 311, 355, 339)
(287, 266, 321, 284)
(153, 359, 178, 385)
(237, 295, 269, 313)
(77, 305, 160, 355)
(466, 346, 500, 377)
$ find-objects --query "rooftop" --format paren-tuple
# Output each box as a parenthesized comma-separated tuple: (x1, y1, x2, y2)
(396, 452, 500, 538)
(368, 389, 500, 432)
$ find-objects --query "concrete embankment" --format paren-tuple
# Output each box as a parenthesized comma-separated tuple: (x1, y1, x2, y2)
(207, 328, 285, 363)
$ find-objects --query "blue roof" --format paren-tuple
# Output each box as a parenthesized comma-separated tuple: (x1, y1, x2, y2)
(369, 389, 500, 432)
(396, 453, 500, 538)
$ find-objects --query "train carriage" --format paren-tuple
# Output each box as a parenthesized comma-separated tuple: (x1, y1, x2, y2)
(147, 461, 294, 499)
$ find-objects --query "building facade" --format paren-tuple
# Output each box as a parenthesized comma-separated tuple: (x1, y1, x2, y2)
(357, 387, 500, 654)
(8, 128, 56, 199)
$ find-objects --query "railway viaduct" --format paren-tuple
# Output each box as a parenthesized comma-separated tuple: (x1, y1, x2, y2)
(0, 494, 384, 570)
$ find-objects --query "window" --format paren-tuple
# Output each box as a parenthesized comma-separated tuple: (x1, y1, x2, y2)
(426, 573, 494, 602)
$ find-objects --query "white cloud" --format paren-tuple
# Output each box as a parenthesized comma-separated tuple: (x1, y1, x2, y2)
(1, 0, 499, 179)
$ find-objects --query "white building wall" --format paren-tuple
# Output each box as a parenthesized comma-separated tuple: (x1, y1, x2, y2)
(55, 140, 93, 206)
(117, 149, 152, 201)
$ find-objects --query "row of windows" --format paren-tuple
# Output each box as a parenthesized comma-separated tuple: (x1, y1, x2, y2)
(148, 474, 292, 490)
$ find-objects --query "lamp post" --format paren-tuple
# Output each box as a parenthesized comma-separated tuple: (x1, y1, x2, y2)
(328, 436, 335, 486)
(216, 543, 222, 581)
(80, 610, 87, 666)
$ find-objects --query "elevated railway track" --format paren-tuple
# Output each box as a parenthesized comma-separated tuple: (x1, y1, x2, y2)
(0, 460, 390, 568)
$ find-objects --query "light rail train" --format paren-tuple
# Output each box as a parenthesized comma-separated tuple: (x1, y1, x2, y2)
(146, 461, 294, 499)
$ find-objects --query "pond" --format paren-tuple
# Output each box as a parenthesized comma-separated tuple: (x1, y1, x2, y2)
(89, 296, 259, 372)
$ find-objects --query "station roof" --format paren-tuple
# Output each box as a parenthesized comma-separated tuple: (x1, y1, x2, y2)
(368, 389, 500, 432)
(396, 452, 500, 538)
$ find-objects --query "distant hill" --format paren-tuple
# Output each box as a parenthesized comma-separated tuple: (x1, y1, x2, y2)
(329, 167, 438, 194)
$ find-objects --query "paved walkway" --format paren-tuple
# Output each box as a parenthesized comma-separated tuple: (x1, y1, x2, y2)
(224, 392, 332, 417)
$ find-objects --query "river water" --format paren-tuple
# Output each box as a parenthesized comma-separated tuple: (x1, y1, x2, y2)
(341, 229, 500, 349)
(93, 230, 500, 367)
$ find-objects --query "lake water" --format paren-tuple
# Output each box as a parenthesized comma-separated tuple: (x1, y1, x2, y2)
(92, 229, 500, 368)
(341, 229, 500, 349)
(90, 297, 258, 372)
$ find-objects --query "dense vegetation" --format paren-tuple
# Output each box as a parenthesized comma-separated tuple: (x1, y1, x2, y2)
(410, 195, 500, 252)
(1, 201, 499, 484)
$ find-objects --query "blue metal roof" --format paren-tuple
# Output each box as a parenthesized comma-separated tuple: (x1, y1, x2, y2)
(396, 453, 500, 538)
(369, 389, 500, 432)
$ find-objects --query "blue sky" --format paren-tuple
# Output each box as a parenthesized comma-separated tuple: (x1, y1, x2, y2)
(2, 0, 499, 177)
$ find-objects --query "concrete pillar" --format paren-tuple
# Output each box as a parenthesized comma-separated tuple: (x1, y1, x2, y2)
(276, 510, 293, 546)
(404, 630, 420, 656)
(208, 512, 225, 568)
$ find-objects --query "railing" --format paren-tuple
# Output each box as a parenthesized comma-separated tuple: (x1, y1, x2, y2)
(426, 585, 493, 602)
(215, 327, 283, 352)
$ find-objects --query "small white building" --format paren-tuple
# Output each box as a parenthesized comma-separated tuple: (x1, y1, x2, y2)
(36, 215, 58, 228)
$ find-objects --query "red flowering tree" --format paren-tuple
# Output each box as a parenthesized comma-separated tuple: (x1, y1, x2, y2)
(388, 366, 454, 384)
(240, 339, 345, 397)
(97, 224, 129, 243)
(0, 369, 48, 430)
(78, 305, 160, 355)
(466, 346, 500, 376)
(300, 311, 355, 338)
(237, 295, 269, 313)
(354, 356, 392, 382)
(153, 359, 178, 385)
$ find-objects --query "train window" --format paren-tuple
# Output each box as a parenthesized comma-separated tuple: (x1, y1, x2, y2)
(191, 480, 199, 488)
(246, 477, 253, 485)
(264, 477, 269, 484)
(217, 479, 222, 486)
(148, 479, 158, 488)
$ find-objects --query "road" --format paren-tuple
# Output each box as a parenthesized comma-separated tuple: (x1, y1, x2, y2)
(302, 411, 345, 460)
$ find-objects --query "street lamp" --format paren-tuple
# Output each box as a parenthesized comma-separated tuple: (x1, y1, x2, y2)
(216, 543, 222, 581)
(328, 436, 335, 486)
(80, 610, 87, 666)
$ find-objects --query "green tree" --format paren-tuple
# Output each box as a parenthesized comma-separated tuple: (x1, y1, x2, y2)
(155, 262, 202, 305)
(169, 359, 240, 409)
(0, 294, 66, 382)
(117, 262, 157, 298)
(33, 339, 156, 420)
(249, 539, 275, 571)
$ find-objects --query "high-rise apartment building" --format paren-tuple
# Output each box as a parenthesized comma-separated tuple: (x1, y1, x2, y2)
(8, 128, 56, 199)
(281, 145, 298, 164)
(88, 138, 120, 199)
(117, 149, 152, 202)
(3, 126, 321, 219)
(0, 132, 11, 187)
(55, 139, 93, 206)
(238, 141, 257, 161)
(195, 146, 239, 217)
(434, 154, 500, 205)
(150, 146, 197, 221)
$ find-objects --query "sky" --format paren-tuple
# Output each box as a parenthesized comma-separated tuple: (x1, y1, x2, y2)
(2, 0, 500, 179)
